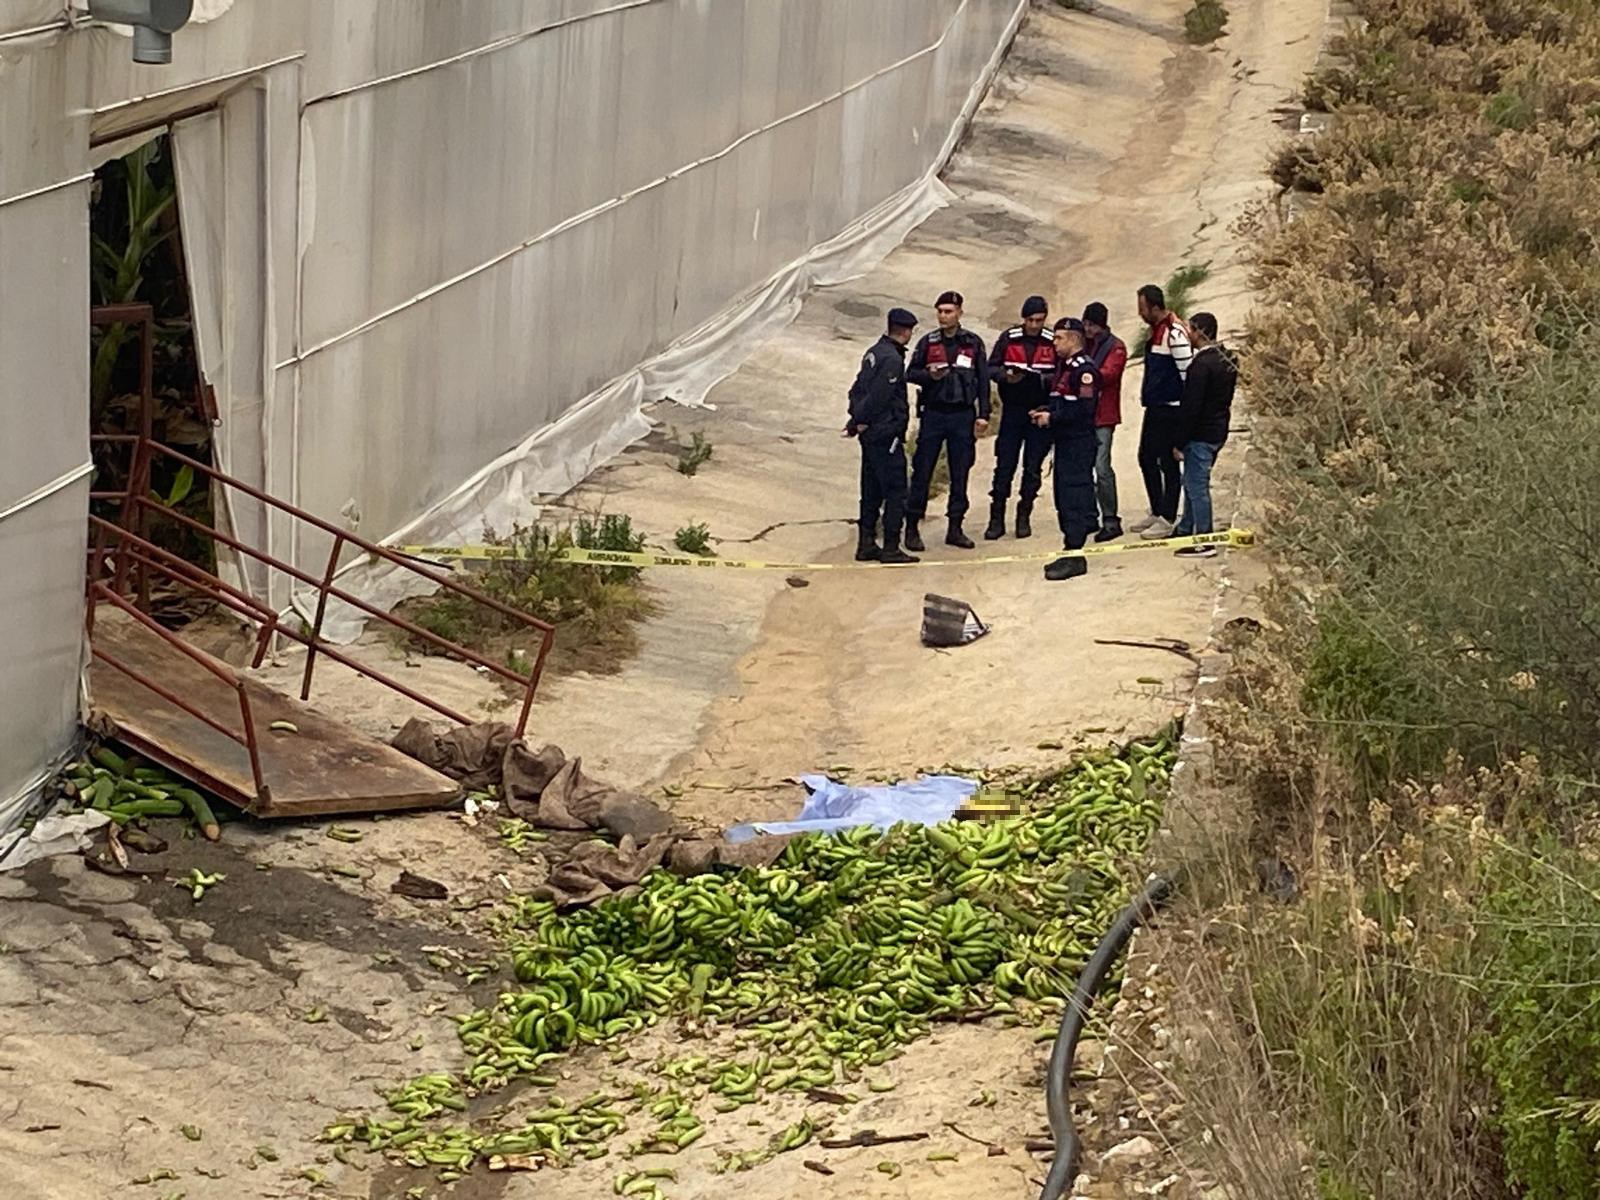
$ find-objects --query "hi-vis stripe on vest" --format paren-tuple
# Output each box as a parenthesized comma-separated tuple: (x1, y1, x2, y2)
(393, 529, 1256, 571)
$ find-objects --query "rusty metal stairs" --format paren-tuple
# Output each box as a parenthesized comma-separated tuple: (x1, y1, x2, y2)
(85, 435, 555, 819)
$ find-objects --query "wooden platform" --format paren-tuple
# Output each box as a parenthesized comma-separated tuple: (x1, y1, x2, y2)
(89, 611, 461, 819)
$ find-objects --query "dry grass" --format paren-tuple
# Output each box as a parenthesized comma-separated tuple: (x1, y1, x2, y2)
(1158, 0, 1600, 1195)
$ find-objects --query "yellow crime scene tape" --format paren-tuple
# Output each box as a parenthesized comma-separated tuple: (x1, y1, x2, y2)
(393, 528, 1255, 571)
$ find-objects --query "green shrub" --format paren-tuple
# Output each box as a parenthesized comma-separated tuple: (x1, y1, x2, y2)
(675, 430, 714, 476)
(1184, 0, 1228, 44)
(401, 514, 652, 672)
(673, 522, 713, 556)
(1479, 846, 1600, 1199)
(1484, 90, 1534, 130)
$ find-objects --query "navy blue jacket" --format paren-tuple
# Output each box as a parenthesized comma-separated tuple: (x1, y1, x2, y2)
(1139, 314, 1193, 409)
(1045, 353, 1102, 437)
(847, 335, 910, 443)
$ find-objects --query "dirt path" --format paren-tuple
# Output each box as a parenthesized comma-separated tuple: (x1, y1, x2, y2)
(524, 0, 1324, 828)
(0, 4, 1324, 1199)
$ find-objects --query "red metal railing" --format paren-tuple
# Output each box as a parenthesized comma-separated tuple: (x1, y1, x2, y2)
(86, 580, 271, 803)
(88, 436, 557, 772)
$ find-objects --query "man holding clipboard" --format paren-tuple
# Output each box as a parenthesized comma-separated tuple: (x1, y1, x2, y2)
(905, 291, 990, 552)
(982, 295, 1056, 541)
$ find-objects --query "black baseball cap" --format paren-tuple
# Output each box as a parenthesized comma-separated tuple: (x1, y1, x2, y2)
(936, 290, 964, 309)
(1082, 302, 1109, 327)
(887, 307, 918, 330)
(1022, 295, 1048, 318)
(1053, 317, 1085, 333)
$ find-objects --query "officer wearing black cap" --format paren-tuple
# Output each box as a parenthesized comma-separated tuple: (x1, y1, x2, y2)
(1031, 318, 1101, 581)
(905, 291, 989, 551)
(844, 307, 921, 565)
(983, 295, 1056, 541)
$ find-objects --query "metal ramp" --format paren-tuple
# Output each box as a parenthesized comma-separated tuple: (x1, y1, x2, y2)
(86, 433, 557, 818)
(90, 608, 459, 818)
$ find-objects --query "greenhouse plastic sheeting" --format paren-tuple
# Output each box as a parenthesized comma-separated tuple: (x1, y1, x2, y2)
(0, 0, 1026, 816)
(310, 0, 1028, 639)
(317, 173, 963, 637)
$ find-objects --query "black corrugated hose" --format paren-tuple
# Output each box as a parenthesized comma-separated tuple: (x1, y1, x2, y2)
(1038, 874, 1177, 1200)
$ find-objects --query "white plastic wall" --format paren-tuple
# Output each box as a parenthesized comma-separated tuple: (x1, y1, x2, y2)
(0, 0, 1025, 819)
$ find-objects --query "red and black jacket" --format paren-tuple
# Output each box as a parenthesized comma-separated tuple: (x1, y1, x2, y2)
(908, 328, 991, 419)
(987, 326, 1057, 424)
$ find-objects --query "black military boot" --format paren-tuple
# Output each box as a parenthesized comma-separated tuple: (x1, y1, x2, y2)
(1044, 554, 1088, 582)
(983, 501, 1006, 541)
(1094, 518, 1123, 543)
(904, 521, 925, 553)
(946, 521, 975, 550)
(1015, 500, 1034, 540)
(879, 538, 920, 565)
(855, 523, 880, 561)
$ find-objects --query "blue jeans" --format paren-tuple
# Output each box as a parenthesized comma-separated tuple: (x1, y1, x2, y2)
(1173, 441, 1222, 536)
(1094, 426, 1119, 525)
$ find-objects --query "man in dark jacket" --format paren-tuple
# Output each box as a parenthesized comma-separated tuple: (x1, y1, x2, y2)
(1132, 283, 1193, 541)
(1031, 318, 1100, 582)
(1171, 311, 1237, 559)
(845, 307, 921, 565)
(983, 295, 1056, 541)
(906, 290, 989, 551)
(1081, 302, 1128, 542)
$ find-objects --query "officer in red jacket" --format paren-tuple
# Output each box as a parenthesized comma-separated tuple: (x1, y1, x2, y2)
(1082, 302, 1129, 542)
(1032, 318, 1101, 582)
(905, 291, 990, 551)
(983, 295, 1057, 541)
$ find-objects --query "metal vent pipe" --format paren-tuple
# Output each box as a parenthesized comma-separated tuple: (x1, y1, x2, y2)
(86, 0, 193, 64)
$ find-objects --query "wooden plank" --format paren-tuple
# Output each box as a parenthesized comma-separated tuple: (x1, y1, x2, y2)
(89, 611, 460, 818)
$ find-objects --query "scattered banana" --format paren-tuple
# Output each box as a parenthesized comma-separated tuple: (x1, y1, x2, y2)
(175, 868, 224, 902)
(321, 733, 1178, 1183)
(59, 750, 223, 841)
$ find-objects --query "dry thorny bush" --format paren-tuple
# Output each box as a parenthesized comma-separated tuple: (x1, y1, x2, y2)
(1156, 0, 1600, 1195)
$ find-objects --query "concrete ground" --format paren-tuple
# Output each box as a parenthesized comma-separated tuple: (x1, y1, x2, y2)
(0, 2, 1325, 1197)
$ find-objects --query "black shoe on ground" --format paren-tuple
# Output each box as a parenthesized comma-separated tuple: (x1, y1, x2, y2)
(1044, 555, 1088, 581)
(855, 543, 881, 562)
(904, 523, 925, 552)
(878, 546, 921, 565)
(1094, 520, 1123, 543)
(946, 523, 975, 550)
(983, 513, 1006, 541)
(1015, 505, 1033, 539)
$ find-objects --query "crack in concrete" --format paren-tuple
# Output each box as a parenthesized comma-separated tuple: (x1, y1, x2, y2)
(715, 516, 853, 546)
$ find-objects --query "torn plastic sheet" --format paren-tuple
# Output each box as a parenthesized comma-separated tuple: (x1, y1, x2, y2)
(310, 174, 955, 642)
(303, 0, 1029, 644)
(0, 810, 110, 873)
(724, 774, 979, 844)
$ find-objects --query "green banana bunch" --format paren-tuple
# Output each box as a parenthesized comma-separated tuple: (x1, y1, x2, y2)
(323, 730, 1179, 1182)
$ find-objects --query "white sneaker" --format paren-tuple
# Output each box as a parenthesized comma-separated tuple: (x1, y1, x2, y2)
(1129, 513, 1161, 534)
(1139, 517, 1175, 541)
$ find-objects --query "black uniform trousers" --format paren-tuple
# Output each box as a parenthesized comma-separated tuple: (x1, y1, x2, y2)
(908, 407, 977, 525)
(1137, 405, 1184, 522)
(1052, 429, 1098, 550)
(989, 408, 1052, 507)
(858, 434, 909, 547)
